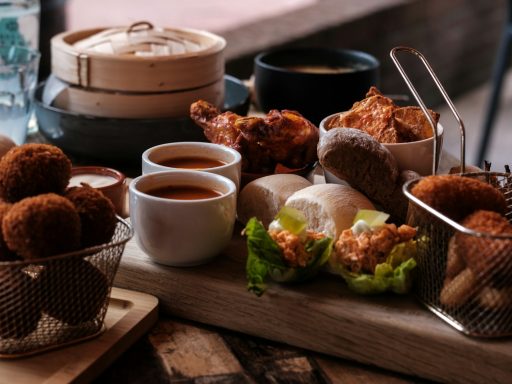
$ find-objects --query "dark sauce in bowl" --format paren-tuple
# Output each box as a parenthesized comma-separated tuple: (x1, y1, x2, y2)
(146, 185, 222, 200)
(157, 156, 227, 169)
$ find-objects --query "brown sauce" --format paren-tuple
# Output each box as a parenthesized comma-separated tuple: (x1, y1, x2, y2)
(285, 65, 356, 74)
(157, 156, 226, 169)
(146, 185, 222, 200)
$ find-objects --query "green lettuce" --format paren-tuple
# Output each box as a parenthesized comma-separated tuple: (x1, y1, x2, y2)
(329, 240, 417, 295)
(245, 217, 333, 296)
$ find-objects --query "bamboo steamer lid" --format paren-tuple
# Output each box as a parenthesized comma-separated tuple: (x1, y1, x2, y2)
(43, 74, 224, 119)
(51, 21, 226, 92)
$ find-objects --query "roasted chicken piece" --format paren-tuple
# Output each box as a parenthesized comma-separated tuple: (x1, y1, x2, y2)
(190, 100, 319, 173)
(326, 86, 440, 143)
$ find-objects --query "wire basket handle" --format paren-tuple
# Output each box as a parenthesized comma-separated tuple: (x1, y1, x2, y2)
(390, 46, 466, 174)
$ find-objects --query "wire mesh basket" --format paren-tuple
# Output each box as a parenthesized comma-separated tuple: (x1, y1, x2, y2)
(404, 173, 512, 337)
(0, 217, 133, 357)
(390, 46, 512, 337)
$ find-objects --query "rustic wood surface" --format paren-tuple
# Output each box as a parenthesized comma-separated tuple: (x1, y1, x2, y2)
(113, 228, 512, 384)
(0, 288, 158, 384)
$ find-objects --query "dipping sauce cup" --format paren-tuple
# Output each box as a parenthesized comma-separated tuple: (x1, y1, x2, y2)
(129, 170, 237, 266)
(142, 142, 242, 191)
(69, 166, 127, 216)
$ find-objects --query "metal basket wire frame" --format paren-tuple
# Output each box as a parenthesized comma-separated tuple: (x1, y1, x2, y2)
(391, 46, 512, 337)
(404, 174, 512, 337)
(0, 217, 133, 357)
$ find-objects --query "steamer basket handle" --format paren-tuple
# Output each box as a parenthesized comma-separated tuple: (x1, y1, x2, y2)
(127, 21, 154, 34)
(390, 46, 466, 174)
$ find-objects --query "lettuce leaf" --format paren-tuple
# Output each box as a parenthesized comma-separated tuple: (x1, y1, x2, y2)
(245, 218, 333, 296)
(330, 240, 417, 295)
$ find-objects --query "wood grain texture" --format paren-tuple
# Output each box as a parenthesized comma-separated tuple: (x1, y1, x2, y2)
(0, 288, 158, 384)
(114, 233, 512, 384)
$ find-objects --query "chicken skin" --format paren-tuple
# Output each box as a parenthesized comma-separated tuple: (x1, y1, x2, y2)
(326, 86, 440, 143)
(190, 100, 319, 173)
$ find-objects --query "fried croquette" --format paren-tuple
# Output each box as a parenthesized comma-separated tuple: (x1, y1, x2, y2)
(0, 268, 42, 339)
(65, 185, 117, 247)
(2, 194, 81, 259)
(453, 210, 512, 278)
(0, 200, 18, 261)
(40, 259, 108, 325)
(410, 175, 507, 221)
(0, 144, 72, 202)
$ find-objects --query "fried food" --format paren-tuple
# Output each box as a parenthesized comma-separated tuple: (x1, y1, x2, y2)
(65, 185, 117, 247)
(40, 259, 108, 325)
(2, 193, 81, 259)
(0, 268, 42, 339)
(333, 223, 416, 274)
(441, 210, 512, 309)
(440, 268, 476, 308)
(0, 200, 17, 261)
(0, 144, 72, 202)
(190, 100, 319, 173)
(410, 175, 507, 221)
(453, 210, 512, 277)
(326, 86, 440, 143)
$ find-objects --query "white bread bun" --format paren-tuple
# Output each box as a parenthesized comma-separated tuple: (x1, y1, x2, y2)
(285, 183, 375, 238)
(237, 174, 312, 226)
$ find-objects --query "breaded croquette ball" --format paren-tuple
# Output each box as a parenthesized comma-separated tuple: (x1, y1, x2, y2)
(455, 210, 512, 277)
(411, 175, 507, 221)
(65, 185, 116, 247)
(0, 200, 17, 261)
(0, 268, 42, 339)
(2, 194, 81, 259)
(0, 144, 72, 202)
(40, 259, 108, 325)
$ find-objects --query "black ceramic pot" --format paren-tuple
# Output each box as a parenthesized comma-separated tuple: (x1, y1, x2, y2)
(254, 48, 380, 125)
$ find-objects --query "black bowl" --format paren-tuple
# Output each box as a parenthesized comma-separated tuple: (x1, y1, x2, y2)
(35, 75, 250, 166)
(254, 48, 380, 125)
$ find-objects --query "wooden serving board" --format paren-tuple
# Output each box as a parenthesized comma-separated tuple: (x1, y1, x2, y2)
(0, 288, 158, 384)
(114, 232, 512, 384)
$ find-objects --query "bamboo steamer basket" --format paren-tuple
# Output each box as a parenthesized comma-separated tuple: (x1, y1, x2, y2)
(51, 21, 226, 93)
(45, 74, 224, 119)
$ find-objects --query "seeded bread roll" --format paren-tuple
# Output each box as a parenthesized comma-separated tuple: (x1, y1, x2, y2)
(285, 183, 375, 238)
(237, 174, 312, 227)
(318, 128, 398, 199)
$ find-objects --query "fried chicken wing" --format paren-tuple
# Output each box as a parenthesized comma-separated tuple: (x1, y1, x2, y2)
(326, 86, 440, 144)
(327, 94, 397, 143)
(190, 100, 319, 173)
(190, 100, 241, 150)
(235, 109, 319, 169)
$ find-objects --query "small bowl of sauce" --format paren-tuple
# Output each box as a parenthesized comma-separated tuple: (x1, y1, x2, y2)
(129, 170, 237, 266)
(254, 47, 380, 125)
(69, 166, 127, 216)
(142, 142, 242, 191)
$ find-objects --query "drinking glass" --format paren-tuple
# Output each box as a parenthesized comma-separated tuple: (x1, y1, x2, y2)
(0, 45, 40, 144)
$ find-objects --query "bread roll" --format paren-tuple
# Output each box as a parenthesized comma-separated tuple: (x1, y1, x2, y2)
(285, 183, 375, 238)
(237, 174, 312, 226)
(318, 128, 399, 203)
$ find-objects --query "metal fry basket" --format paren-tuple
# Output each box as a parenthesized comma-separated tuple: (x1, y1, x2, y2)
(0, 217, 133, 357)
(404, 174, 512, 337)
(391, 47, 512, 337)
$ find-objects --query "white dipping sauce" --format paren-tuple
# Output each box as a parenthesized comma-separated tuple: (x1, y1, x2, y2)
(69, 174, 117, 188)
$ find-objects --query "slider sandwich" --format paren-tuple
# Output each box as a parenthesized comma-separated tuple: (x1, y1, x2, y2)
(329, 210, 417, 294)
(244, 206, 333, 296)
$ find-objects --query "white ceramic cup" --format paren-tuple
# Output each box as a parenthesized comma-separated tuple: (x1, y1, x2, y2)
(129, 170, 237, 267)
(319, 112, 444, 181)
(142, 142, 242, 191)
